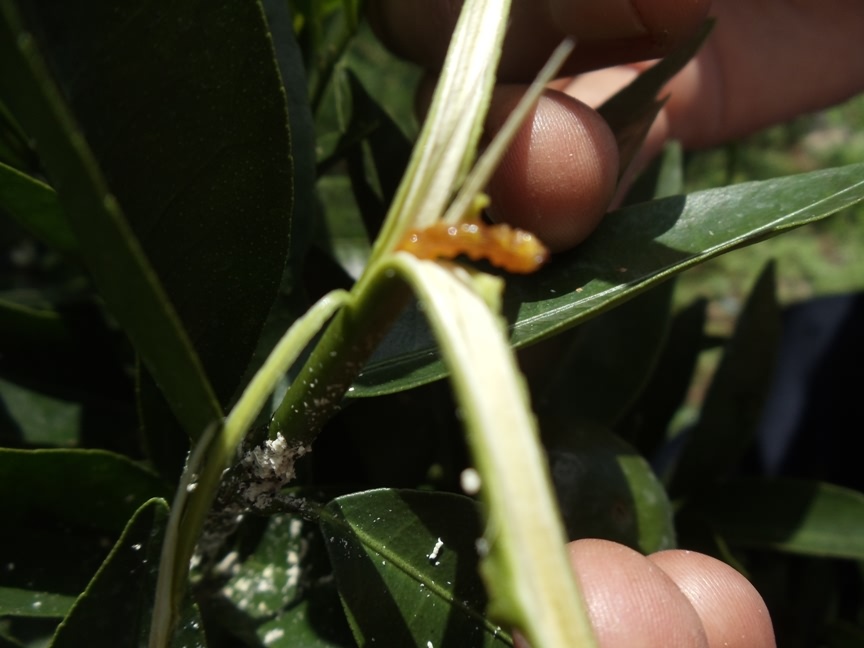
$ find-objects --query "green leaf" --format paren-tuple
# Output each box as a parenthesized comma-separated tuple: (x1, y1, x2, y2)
(321, 489, 512, 647)
(679, 478, 864, 559)
(317, 174, 373, 279)
(669, 262, 780, 495)
(533, 279, 675, 432)
(0, 448, 170, 533)
(220, 514, 328, 620)
(529, 143, 683, 433)
(388, 255, 595, 647)
(352, 163, 864, 396)
(0, 588, 75, 619)
(0, 0, 294, 438)
(0, 299, 68, 351)
(617, 297, 710, 457)
(0, 97, 38, 171)
(343, 21, 420, 143)
(548, 427, 676, 554)
(0, 2, 220, 439)
(50, 499, 205, 648)
(151, 290, 350, 648)
(598, 22, 712, 179)
(0, 162, 74, 253)
(215, 512, 354, 647)
(263, 0, 318, 267)
(343, 69, 414, 225)
(0, 376, 81, 447)
(293, 0, 361, 115)
(255, 580, 354, 648)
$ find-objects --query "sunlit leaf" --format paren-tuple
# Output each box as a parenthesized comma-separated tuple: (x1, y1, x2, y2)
(321, 489, 511, 647)
(353, 163, 864, 396)
(255, 580, 354, 648)
(390, 255, 594, 647)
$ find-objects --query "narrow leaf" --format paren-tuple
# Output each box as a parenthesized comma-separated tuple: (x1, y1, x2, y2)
(391, 255, 596, 648)
(679, 478, 864, 559)
(0, 161, 74, 252)
(670, 262, 780, 495)
(151, 290, 350, 648)
(353, 163, 864, 396)
(0, 0, 222, 438)
(0, 299, 68, 349)
(534, 279, 675, 432)
(263, 0, 319, 266)
(0, 376, 81, 447)
(370, 0, 511, 257)
(617, 297, 709, 457)
(51, 499, 206, 648)
(599, 22, 712, 179)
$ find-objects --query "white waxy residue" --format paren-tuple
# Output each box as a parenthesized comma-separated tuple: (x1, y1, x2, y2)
(427, 537, 444, 565)
(460, 468, 481, 495)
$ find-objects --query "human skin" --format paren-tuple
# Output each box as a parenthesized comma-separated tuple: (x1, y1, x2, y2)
(508, 539, 775, 647)
(367, 1, 864, 644)
(369, 0, 864, 250)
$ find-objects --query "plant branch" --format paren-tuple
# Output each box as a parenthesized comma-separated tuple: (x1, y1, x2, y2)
(390, 254, 597, 647)
(149, 289, 350, 648)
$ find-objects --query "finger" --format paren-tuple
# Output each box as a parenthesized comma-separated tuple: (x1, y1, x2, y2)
(544, 539, 710, 647)
(668, 0, 864, 148)
(482, 85, 619, 252)
(563, 1, 864, 150)
(368, 0, 710, 81)
(648, 550, 776, 648)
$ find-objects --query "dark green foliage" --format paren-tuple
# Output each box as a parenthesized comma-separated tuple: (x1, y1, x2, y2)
(1, 1, 863, 645)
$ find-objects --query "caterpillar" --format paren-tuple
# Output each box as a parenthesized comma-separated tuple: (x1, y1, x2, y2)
(396, 220, 549, 274)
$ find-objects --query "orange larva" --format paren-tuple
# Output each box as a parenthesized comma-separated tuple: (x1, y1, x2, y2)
(396, 220, 549, 274)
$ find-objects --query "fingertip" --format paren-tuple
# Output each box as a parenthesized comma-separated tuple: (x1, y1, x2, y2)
(649, 550, 777, 648)
(485, 87, 619, 253)
(565, 539, 709, 647)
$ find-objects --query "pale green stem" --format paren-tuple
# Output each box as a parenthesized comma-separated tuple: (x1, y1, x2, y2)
(368, 0, 511, 262)
(149, 289, 351, 648)
(390, 254, 598, 648)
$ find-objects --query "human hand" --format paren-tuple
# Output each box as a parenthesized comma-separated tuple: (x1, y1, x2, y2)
(369, 0, 864, 251)
(516, 539, 775, 648)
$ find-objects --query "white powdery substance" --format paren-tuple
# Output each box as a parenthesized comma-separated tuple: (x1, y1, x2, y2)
(238, 433, 310, 508)
(263, 628, 285, 645)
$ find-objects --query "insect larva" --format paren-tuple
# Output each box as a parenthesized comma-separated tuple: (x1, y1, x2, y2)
(396, 220, 549, 274)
